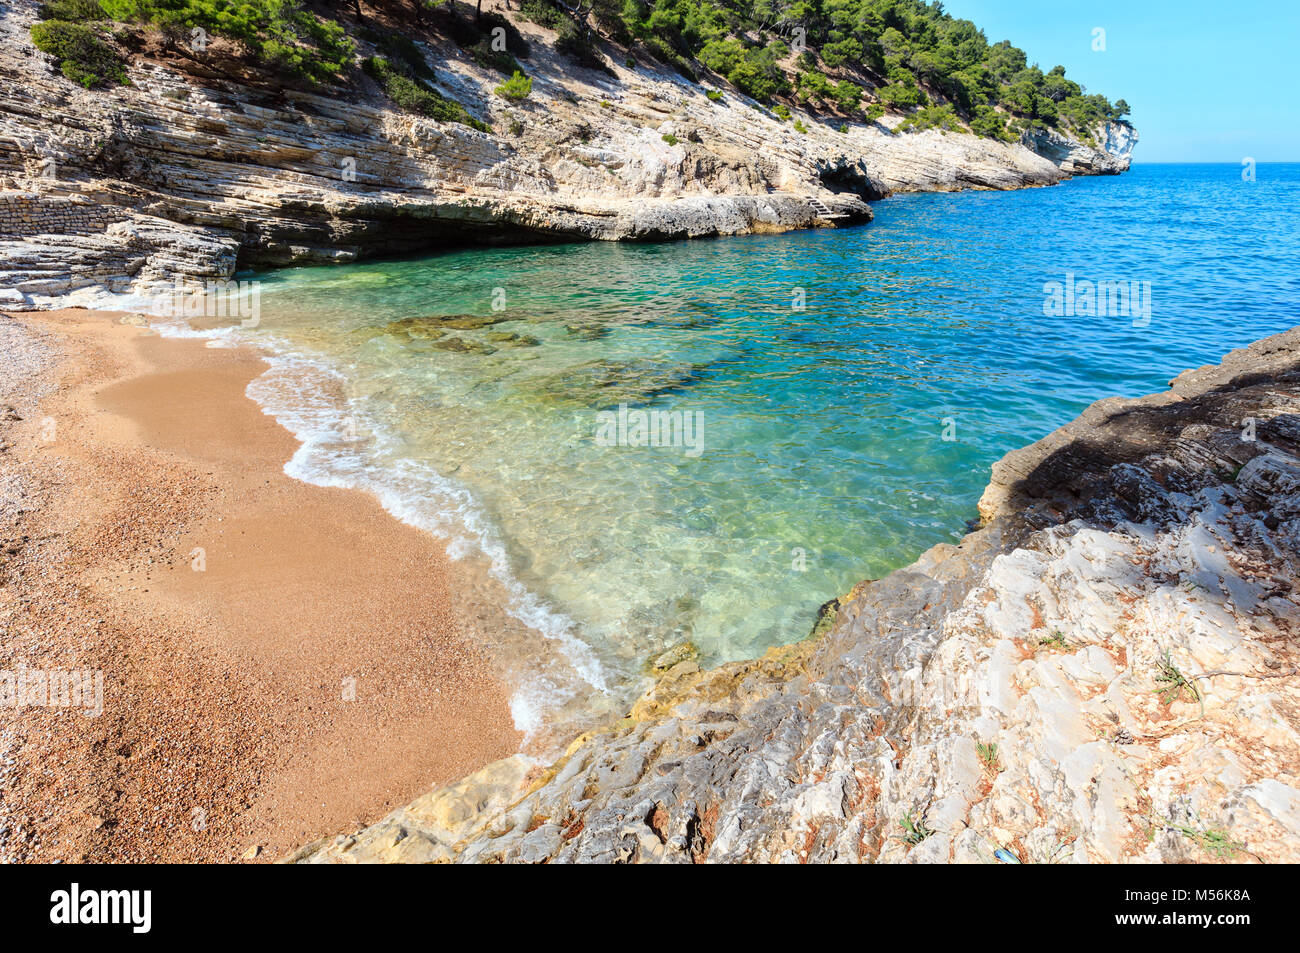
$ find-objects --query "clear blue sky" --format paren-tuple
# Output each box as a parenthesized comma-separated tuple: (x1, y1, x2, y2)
(940, 0, 1298, 162)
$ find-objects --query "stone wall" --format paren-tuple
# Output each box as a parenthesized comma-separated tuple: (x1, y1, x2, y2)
(0, 191, 240, 310)
(0, 191, 129, 238)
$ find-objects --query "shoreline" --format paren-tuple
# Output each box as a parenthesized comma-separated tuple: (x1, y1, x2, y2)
(0, 308, 525, 862)
(7, 308, 1296, 864)
(302, 325, 1300, 864)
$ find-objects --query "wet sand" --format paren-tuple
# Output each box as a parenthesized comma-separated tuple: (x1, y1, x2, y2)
(0, 308, 522, 862)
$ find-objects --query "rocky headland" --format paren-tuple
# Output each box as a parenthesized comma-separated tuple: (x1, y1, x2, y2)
(298, 328, 1300, 864)
(0, 0, 1134, 310)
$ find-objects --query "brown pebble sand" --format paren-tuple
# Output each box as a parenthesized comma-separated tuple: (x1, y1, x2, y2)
(0, 308, 522, 862)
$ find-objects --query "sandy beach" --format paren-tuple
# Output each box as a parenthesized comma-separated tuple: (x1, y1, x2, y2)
(0, 308, 522, 862)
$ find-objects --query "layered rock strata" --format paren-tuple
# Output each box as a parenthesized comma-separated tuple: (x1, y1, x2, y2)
(0, 0, 1135, 309)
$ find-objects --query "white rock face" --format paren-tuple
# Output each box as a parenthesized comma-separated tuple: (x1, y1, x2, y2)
(1021, 120, 1138, 175)
(1099, 120, 1140, 161)
(0, 1, 1133, 308)
(297, 327, 1300, 865)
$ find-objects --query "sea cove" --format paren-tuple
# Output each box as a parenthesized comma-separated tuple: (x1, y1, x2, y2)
(220, 162, 1300, 720)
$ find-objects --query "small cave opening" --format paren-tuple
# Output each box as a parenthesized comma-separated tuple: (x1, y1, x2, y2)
(817, 164, 888, 202)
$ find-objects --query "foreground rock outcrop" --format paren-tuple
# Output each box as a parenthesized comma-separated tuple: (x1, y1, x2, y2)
(298, 328, 1300, 864)
(0, 0, 1134, 309)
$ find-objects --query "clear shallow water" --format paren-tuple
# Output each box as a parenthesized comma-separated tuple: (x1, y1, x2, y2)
(187, 163, 1300, 721)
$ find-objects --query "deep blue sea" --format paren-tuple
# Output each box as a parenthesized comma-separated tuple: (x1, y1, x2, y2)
(181, 163, 1300, 723)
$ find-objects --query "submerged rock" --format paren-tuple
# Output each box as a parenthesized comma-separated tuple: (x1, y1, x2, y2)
(433, 336, 497, 355)
(385, 314, 508, 337)
(298, 326, 1300, 865)
(646, 641, 701, 675)
(527, 359, 708, 407)
(564, 324, 612, 341)
(486, 331, 540, 347)
(381, 317, 447, 341)
(436, 314, 511, 331)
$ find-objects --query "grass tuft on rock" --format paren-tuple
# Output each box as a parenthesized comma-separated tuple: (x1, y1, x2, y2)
(899, 809, 935, 845)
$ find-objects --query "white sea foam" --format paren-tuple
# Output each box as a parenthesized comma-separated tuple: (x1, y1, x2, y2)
(125, 301, 611, 738)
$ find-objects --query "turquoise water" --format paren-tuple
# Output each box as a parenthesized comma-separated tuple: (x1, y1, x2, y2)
(202, 163, 1300, 719)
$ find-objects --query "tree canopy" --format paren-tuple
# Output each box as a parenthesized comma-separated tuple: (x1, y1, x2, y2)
(605, 0, 1129, 140)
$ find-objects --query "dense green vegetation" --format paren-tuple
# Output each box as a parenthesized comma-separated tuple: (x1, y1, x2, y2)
(38, 0, 109, 19)
(894, 102, 959, 133)
(578, 0, 1129, 139)
(29, 1, 492, 130)
(27, 0, 1129, 145)
(99, 0, 354, 83)
(33, 1, 353, 84)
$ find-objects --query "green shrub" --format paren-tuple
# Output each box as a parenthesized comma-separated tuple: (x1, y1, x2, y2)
(796, 69, 832, 103)
(698, 37, 785, 101)
(466, 38, 522, 75)
(832, 80, 862, 112)
(705, 89, 722, 102)
(358, 27, 434, 79)
(31, 19, 127, 87)
(37, 0, 105, 20)
(554, 19, 610, 74)
(517, 0, 562, 29)
(772, 103, 791, 121)
(970, 104, 1012, 141)
(795, 72, 862, 115)
(661, 132, 678, 145)
(820, 37, 862, 69)
(896, 103, 962, 134)
(644, 36, 697, 82)
(494, 69, 533, 100)
(792, 119, 807, 133)
(362, 56, 489, 131)
(878, 81, 926, 110)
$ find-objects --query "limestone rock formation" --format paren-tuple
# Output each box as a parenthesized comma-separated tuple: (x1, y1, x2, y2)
(297, 327, 1300, 864)
(1, 0, 1134, 309)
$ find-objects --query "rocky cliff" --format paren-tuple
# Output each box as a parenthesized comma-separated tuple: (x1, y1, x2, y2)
(297, 328, 1300, 864)
(0, 0, 1134, 309)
